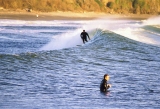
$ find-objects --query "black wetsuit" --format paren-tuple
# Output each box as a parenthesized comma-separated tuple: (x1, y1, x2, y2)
(100, 79, 109, 92)
(80, 32, 90, 44)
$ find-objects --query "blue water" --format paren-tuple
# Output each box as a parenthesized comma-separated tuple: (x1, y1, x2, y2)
(0, 16, 160, 109)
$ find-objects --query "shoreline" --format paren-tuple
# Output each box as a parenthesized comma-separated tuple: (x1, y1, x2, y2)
(0, 11, 157, 21)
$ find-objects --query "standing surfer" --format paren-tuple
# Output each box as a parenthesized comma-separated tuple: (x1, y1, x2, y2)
(80, 30, 90, 44)
(100, 74, 111, 92)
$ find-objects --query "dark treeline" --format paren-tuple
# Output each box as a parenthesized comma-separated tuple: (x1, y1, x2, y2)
(0, 0, 160, 14)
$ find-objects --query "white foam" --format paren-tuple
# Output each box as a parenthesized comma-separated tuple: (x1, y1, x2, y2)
(0, 36, 26, 41)
(2, 18, 160, 51)
(40, 18, 160, 50)
(0, 19, 79, 26)
(101, 17, 160, 46)
(40, 20, 97, 51)
(142, 16, 160, 25)
(40, 29, 83, 50)
(113, 27, 159, 45)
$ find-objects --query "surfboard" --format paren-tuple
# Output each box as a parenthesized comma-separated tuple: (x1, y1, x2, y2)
(76, 45, 82, 46)
(76, 44, 84, 46)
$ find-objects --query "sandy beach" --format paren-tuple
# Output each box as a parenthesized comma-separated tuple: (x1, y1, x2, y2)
(0, 10, 157, 21)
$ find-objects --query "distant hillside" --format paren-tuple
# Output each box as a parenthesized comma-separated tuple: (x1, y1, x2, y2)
(0, 0, 160, 14)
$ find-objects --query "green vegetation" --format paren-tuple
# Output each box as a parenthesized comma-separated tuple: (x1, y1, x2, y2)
(95, 0, 103, 8)
(0, 0, 159, 14)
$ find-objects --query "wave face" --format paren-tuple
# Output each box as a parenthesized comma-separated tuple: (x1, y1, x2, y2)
(0, 17, 160, 109)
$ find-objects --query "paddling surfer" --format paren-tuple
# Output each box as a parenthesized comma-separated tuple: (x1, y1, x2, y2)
(80, 30, 90, 44)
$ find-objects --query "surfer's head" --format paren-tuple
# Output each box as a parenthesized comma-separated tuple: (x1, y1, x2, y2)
(104, 74, 110, 81)
(83, 30, 85, 32)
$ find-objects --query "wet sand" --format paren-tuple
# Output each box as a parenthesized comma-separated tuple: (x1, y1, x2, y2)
(0, 11, 156, 21)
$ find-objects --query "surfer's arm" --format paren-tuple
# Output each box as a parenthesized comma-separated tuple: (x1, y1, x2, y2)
(87, 33, 90, 40)
(80, 33, 83, 38)
(106, 84, 111, 89)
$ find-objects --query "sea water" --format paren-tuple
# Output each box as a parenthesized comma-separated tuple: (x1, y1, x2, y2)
(0, 16, 160, 109)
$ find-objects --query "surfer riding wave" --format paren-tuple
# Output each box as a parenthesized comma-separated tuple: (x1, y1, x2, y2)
(80, 30, 90, 44)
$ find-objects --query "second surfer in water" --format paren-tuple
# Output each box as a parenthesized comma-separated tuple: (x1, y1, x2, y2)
(100, 74, 111, 92)
(80, 30, 90, 44)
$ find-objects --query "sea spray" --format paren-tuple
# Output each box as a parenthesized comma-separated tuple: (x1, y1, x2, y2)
(142, 16, 160, 25)
(101, 17, 160, 46)
(40, 29, 83, 50)
(40, 21, 97, 51)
